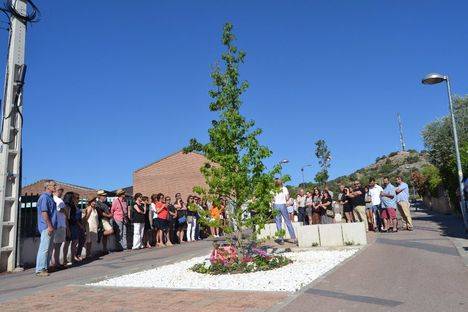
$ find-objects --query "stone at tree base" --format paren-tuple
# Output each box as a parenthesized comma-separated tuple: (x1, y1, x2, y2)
(297, 225, 320, 247)
(318, 224, 344, 246)
(341, 222, 367, 245)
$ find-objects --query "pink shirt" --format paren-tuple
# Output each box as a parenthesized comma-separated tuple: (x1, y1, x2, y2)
(111, 198, 128, 222)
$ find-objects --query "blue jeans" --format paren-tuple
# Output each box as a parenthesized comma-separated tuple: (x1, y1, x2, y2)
(274, 204, 296, 240)
(35, 229, 54, 273)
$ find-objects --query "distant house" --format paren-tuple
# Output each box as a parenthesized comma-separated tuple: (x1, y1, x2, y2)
(21, 179, 97, 199)
(133, 150, 207, 199)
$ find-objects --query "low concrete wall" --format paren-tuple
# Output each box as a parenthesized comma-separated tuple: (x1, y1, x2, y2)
(19, 235, 117, 269)
(260, 221, 367, 248)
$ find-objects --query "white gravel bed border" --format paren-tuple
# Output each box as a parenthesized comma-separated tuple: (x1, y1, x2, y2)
(90, 248, 359, 292)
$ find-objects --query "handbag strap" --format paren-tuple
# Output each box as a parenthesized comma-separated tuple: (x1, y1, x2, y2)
(117, 198, 127, 219)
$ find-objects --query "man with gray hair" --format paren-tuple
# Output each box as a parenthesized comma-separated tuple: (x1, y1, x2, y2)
(35, 180, 58, 276)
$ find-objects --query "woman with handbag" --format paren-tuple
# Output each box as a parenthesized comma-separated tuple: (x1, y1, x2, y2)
(320, 191, 334, 224)
(131, 193, 146, 249)
(111, 189, 129, 251)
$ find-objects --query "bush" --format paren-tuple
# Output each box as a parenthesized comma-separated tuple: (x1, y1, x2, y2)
(421, 164, 442, 197)
(388, 151, 399, 157)
(406, 155, 420, 164)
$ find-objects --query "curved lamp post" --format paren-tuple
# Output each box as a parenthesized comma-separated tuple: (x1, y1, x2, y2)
(422, 73, 467, 230)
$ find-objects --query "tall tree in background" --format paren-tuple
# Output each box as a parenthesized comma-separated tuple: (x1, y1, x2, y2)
(314, 139, 331, 185)
(184, 23, 281, 254)
(422, 96, 467, 208)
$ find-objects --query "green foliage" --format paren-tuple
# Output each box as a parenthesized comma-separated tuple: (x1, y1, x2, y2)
(314, 139, 331, 185)
(422, 96, 468, 209)
(420, 164, 443, 197)
(191, 254, 291, 275)
(274, 229, 286, 239)
(184, 23, 280, 253)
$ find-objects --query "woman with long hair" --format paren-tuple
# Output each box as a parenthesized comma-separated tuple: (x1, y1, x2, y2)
(311, 188, 322, 224)
(320, 191, 334, 224)
(342, 187, 354, 223)
(174, 197, 186, 243)
(131, 193, 146, 249)
(186, 195, 197, 242)
(83, 197, 99, 258)
(64, 192, 82, 263)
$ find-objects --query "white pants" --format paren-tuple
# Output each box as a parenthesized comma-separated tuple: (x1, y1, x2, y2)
(186, 218, 196, 241)
(132, 223, 144, 249)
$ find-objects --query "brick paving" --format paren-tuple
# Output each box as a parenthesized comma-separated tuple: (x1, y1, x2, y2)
(1, 286, 287, 312)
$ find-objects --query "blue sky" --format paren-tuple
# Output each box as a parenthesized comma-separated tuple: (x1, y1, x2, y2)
(1, 0, 467, 190)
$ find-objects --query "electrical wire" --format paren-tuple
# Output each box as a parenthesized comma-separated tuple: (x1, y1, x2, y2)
(0, 0, 40, 24)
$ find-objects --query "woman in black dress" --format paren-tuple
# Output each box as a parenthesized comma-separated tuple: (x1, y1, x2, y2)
(342, 187, 354, 223)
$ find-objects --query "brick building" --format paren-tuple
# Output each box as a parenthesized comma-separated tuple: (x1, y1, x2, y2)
(133, 150, 207, 199)
(21, 179, 98, 199)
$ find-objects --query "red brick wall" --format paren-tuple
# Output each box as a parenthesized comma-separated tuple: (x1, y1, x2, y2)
(133, 151, 208, 199)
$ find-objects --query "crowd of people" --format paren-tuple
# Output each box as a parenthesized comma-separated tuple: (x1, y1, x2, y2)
(34, 176, 413, 276)
(270, 176, 413, 245)
(290, 176, 413, 232)
(34, 180, 226, 277)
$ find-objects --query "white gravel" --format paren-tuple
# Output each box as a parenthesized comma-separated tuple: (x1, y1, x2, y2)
(90, 248, 358, 292)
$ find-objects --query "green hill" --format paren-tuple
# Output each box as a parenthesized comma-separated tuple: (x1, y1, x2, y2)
(290, 150, 429, 196)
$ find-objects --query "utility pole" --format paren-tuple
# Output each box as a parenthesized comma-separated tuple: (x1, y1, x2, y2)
(0, 0, 27, 272)
(397, 113, 406, 152)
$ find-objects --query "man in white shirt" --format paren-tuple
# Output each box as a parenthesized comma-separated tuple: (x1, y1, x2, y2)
(368, 178, 383, 231)
(51, 187, 66, 268)
(273, 179, 296, 244)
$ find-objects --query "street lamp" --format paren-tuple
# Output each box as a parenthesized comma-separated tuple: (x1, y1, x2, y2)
(301, 164, 313, 185)
(279, 159, 289, 165)
(422, 73, 467, 230)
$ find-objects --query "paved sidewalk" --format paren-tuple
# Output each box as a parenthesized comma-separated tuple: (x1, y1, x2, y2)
(278, 209, 468, 312)
(1, 208, 466, 312)
(0, 240, 213, 303)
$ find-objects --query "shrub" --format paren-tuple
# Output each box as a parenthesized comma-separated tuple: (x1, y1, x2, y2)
(192, 246, 292, 274)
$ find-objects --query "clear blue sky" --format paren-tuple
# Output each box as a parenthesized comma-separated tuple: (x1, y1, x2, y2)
(2, 0, 467, 190)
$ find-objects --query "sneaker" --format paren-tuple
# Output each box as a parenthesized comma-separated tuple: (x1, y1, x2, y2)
(166, 242, 173, 247)
(36, 270, 49, 277)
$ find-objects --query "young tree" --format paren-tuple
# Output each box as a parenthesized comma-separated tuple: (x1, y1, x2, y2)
(314, 139, 331, 185)
(184, 23, 281, 255)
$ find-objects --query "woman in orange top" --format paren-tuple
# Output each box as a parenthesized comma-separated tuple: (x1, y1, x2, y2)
(210, 203, 222, 237)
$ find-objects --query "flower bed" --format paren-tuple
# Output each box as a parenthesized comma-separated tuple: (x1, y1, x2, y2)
(91, 248, 359, 292)
(191, 244, 291, 274)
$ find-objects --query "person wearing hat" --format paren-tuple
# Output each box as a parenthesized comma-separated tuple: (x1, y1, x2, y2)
(111, 189, 130, 251)
(95, 190, 114, 254)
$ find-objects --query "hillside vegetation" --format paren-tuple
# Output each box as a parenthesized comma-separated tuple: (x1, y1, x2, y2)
(290, 150, 428, 196)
